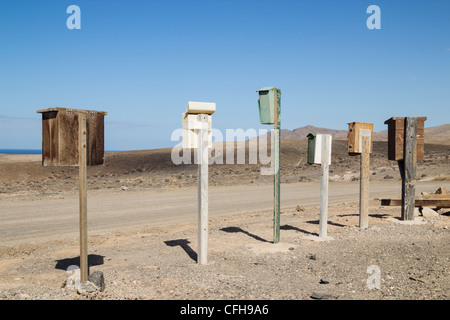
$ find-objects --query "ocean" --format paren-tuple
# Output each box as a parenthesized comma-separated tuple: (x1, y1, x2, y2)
(0, 149, 118, 154)
(0, 149, 42, 154)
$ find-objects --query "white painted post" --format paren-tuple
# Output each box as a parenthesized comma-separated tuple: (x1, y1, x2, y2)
(319, 134, 332, 239)
(197, 114, 209, 265)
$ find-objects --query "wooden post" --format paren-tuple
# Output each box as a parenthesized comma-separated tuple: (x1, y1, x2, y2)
(273, 89, 281, 244)
(400, 117, 417, 221)
(319, 135, 330, 239)
(197, 114, 209, 264)
(359, 135, 370, 229)
(78, 112, 88, 282)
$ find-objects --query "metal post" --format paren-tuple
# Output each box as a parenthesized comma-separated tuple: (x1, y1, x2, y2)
(273, 89, 281, 244)
(197, 114, 209, 264)
(79, 112, 88, 282)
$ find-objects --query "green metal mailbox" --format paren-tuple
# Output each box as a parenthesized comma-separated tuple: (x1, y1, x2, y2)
(257, 87, 279, 125)
(307, 133, 317, 165)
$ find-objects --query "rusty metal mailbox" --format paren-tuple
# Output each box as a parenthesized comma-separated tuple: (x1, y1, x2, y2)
(36, 107, 107, 166)
(347, 122, 373, 155)
(384, 117, 426, 161)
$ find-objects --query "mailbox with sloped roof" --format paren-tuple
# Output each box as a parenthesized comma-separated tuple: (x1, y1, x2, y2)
(36, 107, 107, 166)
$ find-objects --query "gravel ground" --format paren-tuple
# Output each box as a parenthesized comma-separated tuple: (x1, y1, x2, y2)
(0, 200, 448, 302)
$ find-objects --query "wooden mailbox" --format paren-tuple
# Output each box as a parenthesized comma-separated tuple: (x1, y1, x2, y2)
(347, 122, 373, 155)
(36, 107, 107, 166)
(384, 117, 426, 161)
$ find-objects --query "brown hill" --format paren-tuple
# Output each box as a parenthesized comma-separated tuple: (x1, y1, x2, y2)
(280, 124, 450, 145)
(281, 125, 348, 140)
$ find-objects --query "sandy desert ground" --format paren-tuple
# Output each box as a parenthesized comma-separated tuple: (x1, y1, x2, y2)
(0, 139, 449, 302)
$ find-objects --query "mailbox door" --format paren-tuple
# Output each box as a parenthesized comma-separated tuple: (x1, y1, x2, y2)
(258, 90, 274, 124)
(307, 133, 317, 164)
(182, 113, 212, 149)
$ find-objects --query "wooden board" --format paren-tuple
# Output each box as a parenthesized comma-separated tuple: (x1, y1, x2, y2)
(87, 111, 105, 166)
(381, 199, 450, 208)
(421, 194, 450, 200)
(58, 110, 79, 166)
(41, 111, 59, 166)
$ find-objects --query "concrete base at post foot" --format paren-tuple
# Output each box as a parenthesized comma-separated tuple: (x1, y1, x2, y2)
(387, 216, 427, 225)
(304, 235, 334, 242)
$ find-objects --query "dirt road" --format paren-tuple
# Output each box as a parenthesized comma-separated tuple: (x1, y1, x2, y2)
(1, 181, 447, 245)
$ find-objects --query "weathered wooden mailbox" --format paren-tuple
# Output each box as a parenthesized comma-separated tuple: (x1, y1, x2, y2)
(181, 101, 215, 265)
(36, 107, 107, 166)
(306, 133, 332, 240)
(384, 117, 426, 161)
(384, 116, 427, 221)
(347, 122, 373, 230)
(347, 122, 373, 156)
(36, 107, 107, 284)
(257, 87, 281, 244)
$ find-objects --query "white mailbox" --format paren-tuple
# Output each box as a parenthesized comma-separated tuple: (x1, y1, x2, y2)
(182, 101, 215, 149)
(307, 133, 332, 165)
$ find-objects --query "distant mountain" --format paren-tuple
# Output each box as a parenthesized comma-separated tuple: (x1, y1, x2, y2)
(424, 124, 450, 144)
(280, 125, 348, 140)
(273, 124, 450, 145)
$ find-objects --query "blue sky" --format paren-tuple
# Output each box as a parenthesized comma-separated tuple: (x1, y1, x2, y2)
(0, 0, 449, 150)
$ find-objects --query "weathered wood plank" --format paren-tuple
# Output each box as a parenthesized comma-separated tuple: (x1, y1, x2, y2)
(78, 112, 88, 282)
(87, 112, 105, 166)
(42, 111, 58, 166)
(381, 199, 450, 208)
(402, 117, 417, 220)
(421, 194, 450, 200)
(59, 110, 79, 166)
(359, 135, 370, 229)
